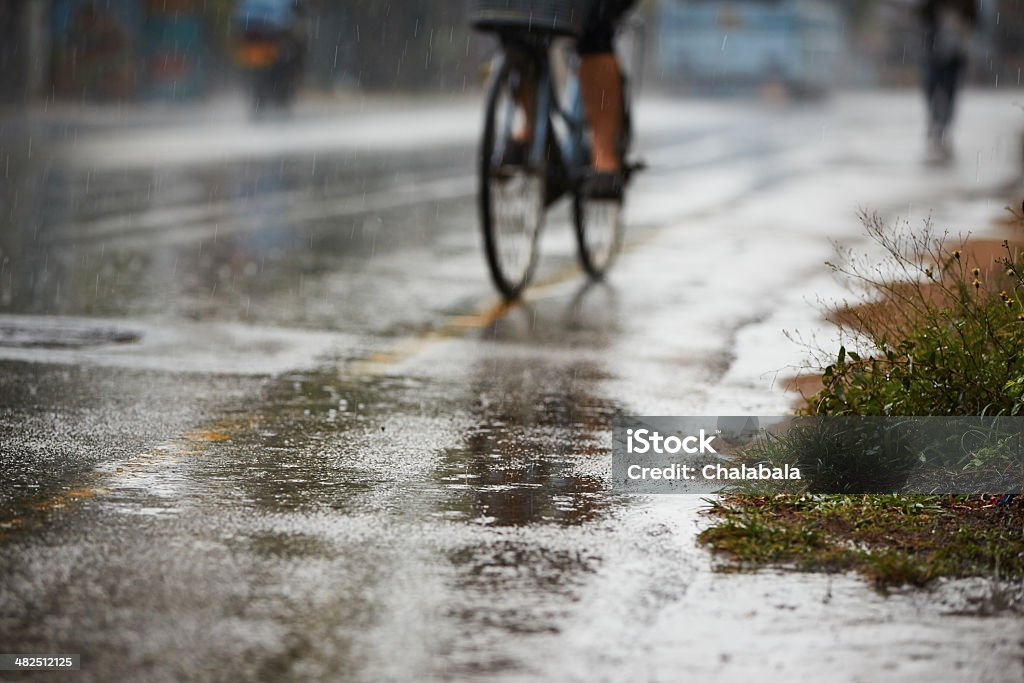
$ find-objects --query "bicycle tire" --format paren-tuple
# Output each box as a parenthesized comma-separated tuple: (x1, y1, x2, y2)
(573, 194, 624, 279)
(479, 58, 546, 300)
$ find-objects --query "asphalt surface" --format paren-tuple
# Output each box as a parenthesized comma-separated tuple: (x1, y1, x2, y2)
(1, 90, 1023, 682)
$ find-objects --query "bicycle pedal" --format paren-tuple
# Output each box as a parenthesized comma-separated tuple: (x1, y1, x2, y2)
(625, 159, 647, 174)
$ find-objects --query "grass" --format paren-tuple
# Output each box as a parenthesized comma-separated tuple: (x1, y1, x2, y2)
(699, 494, 1024, 588)
(699, 209, 1024, 587)
(803, 211, 1024, 417)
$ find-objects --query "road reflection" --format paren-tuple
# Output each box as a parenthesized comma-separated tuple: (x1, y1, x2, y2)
(433, 347, 621, 526)
(0, 135, 474, 328)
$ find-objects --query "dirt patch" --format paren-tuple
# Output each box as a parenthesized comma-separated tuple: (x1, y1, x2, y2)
(783, 210, 1024, 414)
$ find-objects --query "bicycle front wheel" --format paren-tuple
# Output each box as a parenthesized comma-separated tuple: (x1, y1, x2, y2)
(479, 58, 545, 300)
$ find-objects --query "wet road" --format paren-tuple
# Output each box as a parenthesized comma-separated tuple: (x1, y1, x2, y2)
(1, 91, 1023, 682)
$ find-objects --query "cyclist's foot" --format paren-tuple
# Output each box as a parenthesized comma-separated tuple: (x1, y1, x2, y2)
(581, 169, 625, 201)
(499, 139, 529, 168)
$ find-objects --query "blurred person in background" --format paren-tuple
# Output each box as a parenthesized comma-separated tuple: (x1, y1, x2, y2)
(919, 0, 978, 160)
(233, 0, 310, 114)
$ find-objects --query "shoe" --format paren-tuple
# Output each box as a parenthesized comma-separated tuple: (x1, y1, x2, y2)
(581, 170, 624, 201)
(499, 140, 529, 168)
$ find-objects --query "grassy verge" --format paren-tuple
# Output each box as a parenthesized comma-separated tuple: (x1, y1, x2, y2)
(700, 209, 1024, 587)
(798, 211, 1024, 417)
(699, 494, 1023, 588)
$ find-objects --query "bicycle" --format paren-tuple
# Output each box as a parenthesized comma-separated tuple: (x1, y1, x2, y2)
(472, 1, 640, 300)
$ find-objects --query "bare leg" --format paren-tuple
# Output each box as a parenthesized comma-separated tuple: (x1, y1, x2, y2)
(579, 53, 622, 172)
(514, 77, 536, 143)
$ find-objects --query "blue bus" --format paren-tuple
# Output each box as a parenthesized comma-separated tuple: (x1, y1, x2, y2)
(655, 0, 845, 95)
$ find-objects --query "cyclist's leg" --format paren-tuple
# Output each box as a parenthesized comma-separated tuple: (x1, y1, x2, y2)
(501, 40, 538, 164)
(579, 55, 621, 172)
(514, 77, 536, 144)
(578, 0, 634, 174)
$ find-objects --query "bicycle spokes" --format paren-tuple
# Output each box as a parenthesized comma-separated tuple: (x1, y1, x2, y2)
(491, 172, 544, 286)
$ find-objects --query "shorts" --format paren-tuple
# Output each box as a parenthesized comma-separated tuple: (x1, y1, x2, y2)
(577, 0, 635, 55)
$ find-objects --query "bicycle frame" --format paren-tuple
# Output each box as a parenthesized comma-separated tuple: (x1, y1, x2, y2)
(494, 37, 590, 205)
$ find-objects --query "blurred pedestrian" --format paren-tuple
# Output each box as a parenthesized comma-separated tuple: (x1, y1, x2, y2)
(233, 0, 310, 113)
(918, 0, 978, 160)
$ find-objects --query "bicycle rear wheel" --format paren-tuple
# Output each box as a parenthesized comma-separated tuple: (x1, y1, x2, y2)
(574, 196, 623, 278)
(479, 57, 546, 300)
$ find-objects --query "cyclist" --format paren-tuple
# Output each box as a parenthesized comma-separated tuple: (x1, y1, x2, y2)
(504, 0, 636, 199)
